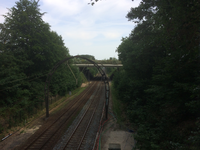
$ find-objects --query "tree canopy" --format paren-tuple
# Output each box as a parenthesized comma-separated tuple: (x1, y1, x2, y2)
(113, 0, 200, 149)
(0, 0, 81, 110)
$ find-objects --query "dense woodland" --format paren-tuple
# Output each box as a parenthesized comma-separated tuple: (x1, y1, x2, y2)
(110, 0, 200, 149)
(0, 0, 83, 131)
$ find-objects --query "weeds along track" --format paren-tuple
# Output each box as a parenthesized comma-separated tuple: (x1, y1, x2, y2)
(55, 82, 104, 150)
(16, 81, 99, 150)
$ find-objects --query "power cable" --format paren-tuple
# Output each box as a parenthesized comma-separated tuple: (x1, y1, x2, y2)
(0, 61, 82, 91)
(0, 71, 49, 92)
(0, 70, 50, 85)
(67, 61, 78, 84)
(0, 84, 22, 92)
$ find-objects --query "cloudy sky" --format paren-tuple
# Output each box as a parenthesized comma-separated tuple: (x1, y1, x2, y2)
(0, 0, 140, 60)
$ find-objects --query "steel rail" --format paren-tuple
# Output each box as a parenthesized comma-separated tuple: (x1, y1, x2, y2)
(40, 82, 98, 150)
(63, 82, 102, 149)
(77, 85, 103, 150)
(19, 81, 98, 150)
(45, 55, 110, 119)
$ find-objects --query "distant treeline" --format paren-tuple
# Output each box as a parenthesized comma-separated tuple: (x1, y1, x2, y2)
(74, 55, 120, 77)
(112, 0, 200, 149)
(74, 55, 121, 64)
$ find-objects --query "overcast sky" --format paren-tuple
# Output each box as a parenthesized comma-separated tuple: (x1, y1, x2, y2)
(0, 0, 140, 60)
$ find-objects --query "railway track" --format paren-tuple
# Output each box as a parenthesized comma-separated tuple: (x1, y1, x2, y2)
(54, 82, 105, 150)
(16, 81, 99, 150)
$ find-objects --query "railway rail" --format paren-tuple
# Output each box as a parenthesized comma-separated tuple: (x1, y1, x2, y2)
(58, 82, 104, 150)
(16, 81, 99, 150)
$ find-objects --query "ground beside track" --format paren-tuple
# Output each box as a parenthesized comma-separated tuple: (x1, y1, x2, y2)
(0, 81, 136, 150)
(100, 83, 136, 150)
(0, 83, 89, 150)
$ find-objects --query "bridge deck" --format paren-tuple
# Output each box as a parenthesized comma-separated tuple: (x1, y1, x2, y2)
(73, 64, 123, 67)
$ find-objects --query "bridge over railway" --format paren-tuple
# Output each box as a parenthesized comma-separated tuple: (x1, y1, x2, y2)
(73, 63, 123, 67)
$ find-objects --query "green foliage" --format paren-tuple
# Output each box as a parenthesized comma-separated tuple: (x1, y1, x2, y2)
(106, 67, 116, 77)
(96, 57, 121, 64)
(79, 54, 95, 60)
(50, 64, 82, 96)
(88, 67, 98, 77)
(73, 54, 95, 64)
(113, 0, 200, 149)
(0, 0, 83, 129)
(73, 54, 100, 79)
(80, 72, 87, 83)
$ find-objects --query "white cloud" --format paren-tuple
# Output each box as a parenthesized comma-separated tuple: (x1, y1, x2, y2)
(80, 19, 95, 27)
(41, 0, 84, 17)
(64, 30, 97, 40)
(103, 32, 121, 39)
(1, 0, 141, 59)
(39, 0, 140, 59)
(0, 7, 8, 23)
(83, 42, 93, 46)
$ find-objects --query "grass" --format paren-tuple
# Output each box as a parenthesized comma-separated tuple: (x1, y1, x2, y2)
(20, 130, 24, 134)
(50, 87, 87, 114)
(0, 85, 87, 140)
(110, 83, 124, 123)
(110, 82, 133, 131)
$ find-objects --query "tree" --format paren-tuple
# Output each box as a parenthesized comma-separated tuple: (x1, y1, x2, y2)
(113, 0, 200, 149)
(0, 0, 84, 131)
(0, 0, 77, 107)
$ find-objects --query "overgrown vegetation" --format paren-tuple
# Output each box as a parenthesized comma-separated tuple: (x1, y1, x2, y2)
(73, 54, 120, 79)
(110, 83, 125, 124)
(112, 0, 200, 149)
(74, 55, 121, 64)
(0, 0, 84, 131)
